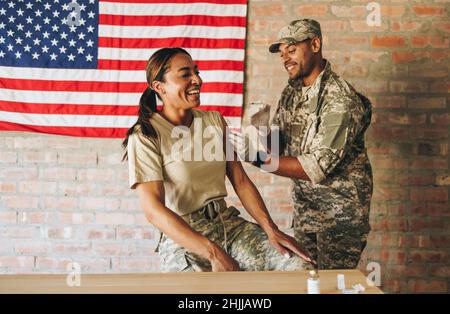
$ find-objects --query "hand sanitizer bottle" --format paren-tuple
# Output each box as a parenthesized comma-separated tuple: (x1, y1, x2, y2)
(307, 270, 320, 294)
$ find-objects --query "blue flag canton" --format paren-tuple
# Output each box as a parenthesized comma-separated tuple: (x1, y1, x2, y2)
(0, 0, 98, 69)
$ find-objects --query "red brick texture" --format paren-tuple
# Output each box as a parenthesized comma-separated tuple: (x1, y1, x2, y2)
(0, 1, 449, 293)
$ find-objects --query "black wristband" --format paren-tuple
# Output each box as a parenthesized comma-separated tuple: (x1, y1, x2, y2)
(252, 151, 268, 168)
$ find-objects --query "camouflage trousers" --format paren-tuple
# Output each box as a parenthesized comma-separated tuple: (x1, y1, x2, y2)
(157, 199, 311, 272)
(293, 224, 369, 270)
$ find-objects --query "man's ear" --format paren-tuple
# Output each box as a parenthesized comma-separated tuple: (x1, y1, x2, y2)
(152, 81, 165, 95)
(311, 37, 322, 53)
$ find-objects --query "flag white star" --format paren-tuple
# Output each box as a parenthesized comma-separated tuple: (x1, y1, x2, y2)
(59, 46, 66, 53)
(86, 54, 93, 62)
(51, 38, 58, 46)
(17, 24, 24, 31)
(89, 0, 95, 4)
(26, 3, 33, 10)
(33, 38, 41, 45)
(0, 51, 5, 58)
(42, 45, 49, 53)
(62, 3, 69, 10)
(43, 17, 51, 24)
(61, 17, 67, 25)
(77, 46, 84, 54)
(0, 9, 6, 16)
(7, 30, 14, 37)
(78, 32, 86, 40)
(8, 16, 16, 23)
(35, 9, 43, 17)
(79, 4, 86, 11)
(68, 53, 75, 61)
(17, 9, 24, 16)
(87, 11, 95, 18)
(68, 39, 76, 47)
(34, 24, 42, 31)
(15, 51, 22, 59)
(24, 44, 31, 52)
(69, 25, 77, 33)
(86, 25, 94, 33)
(44, 3, 51, 10)
(26, 16, 33, 24)
(32, 52, 40, 59)
(7, 44, 14, 51)
(78, 18, 86, 26)
(24, 31, 32, 38)
(52, 10, 60, 18)
(0, 22, 5, 29)
(60, 32, 68, 39)
(43, 31, 50, 39)
(8, 2, 15, 9)
(86, 39, 94, 47)
(0, 37, 5, 44)
(52, 24, 59, 32)
(50, 52, 57, 60)
(15, 37, 23, 45)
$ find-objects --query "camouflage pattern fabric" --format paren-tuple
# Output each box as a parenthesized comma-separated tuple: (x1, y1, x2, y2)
(269, 19, 322, 53)
(295, 227, 369, 269)
(157, 199, 313, 272)
(272, 60, 373, 254)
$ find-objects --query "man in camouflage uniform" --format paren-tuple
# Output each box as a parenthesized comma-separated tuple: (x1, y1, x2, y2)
(254, 19, 373, 269)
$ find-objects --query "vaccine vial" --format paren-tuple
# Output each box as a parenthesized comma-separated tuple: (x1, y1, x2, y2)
(337, 274, 346, 291)
(307, 270, 320, 294)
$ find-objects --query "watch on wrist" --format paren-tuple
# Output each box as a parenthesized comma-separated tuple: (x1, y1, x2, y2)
(252, 151, 269, 168)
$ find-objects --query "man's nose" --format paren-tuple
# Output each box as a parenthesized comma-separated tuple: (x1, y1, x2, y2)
(192, 73, 202, 86)
(280, 53, 290, 63)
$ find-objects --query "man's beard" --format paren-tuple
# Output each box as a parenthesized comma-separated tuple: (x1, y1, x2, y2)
(289, 65, 304, 80)
(289, 63, 313, 81)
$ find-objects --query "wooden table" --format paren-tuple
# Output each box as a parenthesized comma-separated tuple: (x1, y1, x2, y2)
(0, 269, 383, 294)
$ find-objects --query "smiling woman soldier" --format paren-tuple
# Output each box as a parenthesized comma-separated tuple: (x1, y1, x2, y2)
(122, 47, 314, 272)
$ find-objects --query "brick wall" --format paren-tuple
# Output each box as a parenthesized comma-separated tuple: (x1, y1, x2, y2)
(0, 0, 449, 293)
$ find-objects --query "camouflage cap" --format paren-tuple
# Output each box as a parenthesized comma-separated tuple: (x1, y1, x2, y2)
(269, 19, 322, 53)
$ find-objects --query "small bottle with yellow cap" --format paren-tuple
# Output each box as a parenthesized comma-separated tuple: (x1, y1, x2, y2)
(307, 269, 320, 294)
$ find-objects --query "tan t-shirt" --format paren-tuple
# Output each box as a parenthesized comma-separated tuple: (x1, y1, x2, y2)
(127, 109, 228, 215)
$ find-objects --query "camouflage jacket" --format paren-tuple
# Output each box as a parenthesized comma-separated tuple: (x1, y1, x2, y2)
(272, 60, 373, 233)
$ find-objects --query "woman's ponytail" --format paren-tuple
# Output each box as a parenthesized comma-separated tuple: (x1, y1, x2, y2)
(121, 87, 157, 161)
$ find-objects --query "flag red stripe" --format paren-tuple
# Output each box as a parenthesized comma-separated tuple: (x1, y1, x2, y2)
(100, 0, 247, 4)
(0, 120, 128, 138)
(99, 14, 246, 27)
(0, 101, 138, 115)
(197, 105, 242, 117)
(0, 100, 242, 117)
(0, 79, 243, 94)
(97, 59, 244, 71)
(98, 37, 245, 49)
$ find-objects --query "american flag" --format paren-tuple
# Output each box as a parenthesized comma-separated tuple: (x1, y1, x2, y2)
(0, 0, 247, 137)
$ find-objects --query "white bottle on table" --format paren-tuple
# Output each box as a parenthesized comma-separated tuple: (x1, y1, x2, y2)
(307, 270, 320, 294)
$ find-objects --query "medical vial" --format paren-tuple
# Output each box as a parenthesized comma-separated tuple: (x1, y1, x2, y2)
(307, 270, 320, 294)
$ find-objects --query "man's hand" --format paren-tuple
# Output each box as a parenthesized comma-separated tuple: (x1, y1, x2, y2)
(249, 103, 271, 128)
(228, 130, 259, 162)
